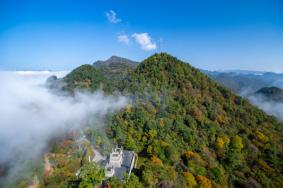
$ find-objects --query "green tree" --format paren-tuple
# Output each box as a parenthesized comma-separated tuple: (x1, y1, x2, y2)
(78, 163, 105, 188)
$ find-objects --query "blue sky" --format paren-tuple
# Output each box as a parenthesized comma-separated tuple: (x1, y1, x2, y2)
(0, 0, 282, 72)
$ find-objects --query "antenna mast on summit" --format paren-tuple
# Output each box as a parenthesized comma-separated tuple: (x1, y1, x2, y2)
(158, 38, 163, 53)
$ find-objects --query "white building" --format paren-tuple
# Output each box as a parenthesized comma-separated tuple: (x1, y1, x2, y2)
(104, 146, 137, 180)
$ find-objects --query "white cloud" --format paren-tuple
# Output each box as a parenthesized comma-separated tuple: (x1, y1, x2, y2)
(117, 34, 130, 44)
(0, 71, 128, 184)
(132, 33, 157, 51)
(106, 10, 121, 23)
(248, 95, 283, 122)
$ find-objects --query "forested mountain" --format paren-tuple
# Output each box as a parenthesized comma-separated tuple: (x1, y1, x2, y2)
(43, 53, 283, 188)
(93, 56, 138, 69)
(62, 64, 113, 93)
(93, 56, 139, 85)
(255, 87, 283, 102)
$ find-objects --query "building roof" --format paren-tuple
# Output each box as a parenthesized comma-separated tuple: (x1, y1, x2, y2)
(113, 150, 135, 180)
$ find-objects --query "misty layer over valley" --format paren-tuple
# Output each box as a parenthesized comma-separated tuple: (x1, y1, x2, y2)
(248, 95, 283, 122)
(247, 87, 283, 122)
(205, 70, 283, 122)
(0, 71, 127, 185)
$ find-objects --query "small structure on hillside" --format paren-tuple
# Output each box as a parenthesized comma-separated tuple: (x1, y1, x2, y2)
(104, 146, 137, 180)
(75, 143, 137, 181)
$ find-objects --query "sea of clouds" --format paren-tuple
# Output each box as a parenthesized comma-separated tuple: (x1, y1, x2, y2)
(0, 71, 128, 184)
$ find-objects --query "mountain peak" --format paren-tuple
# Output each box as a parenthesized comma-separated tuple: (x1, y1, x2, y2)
(93, 56, 138, 68)
(143, 52, 180, 64)
(108, 55, 126, 61)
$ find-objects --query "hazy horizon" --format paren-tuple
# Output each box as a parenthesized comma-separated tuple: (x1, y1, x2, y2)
(1, 55, 283, 74)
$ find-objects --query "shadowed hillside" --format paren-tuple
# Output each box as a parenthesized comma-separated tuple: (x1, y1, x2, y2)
(255, 86, 283, 102)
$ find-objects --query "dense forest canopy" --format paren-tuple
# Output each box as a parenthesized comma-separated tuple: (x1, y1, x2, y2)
(23, 53, 283, 188)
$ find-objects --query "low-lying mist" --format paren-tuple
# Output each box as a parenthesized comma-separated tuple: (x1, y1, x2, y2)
(0, 71, 128, 184)
(248, 95, 283, 122)
(237, 89, 283, 122)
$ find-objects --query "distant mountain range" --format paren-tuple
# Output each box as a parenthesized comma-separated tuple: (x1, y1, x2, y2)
(204, 70, 283, 95)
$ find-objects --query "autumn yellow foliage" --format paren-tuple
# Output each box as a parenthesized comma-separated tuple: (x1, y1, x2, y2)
(151, 156, 163, 166)
(255, 130, 269, 143)
(217, 114, 226, 124)
(233, 135, 244, 151)
(216, 136, 230, 149)
(197, 175, 211, 188)
(184, 171, 197, 188)
(185, 151, 198, 159)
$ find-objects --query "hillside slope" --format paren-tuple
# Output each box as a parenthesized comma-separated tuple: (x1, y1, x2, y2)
(62, 64, 113, 93)
(108, 53, 283, 187)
